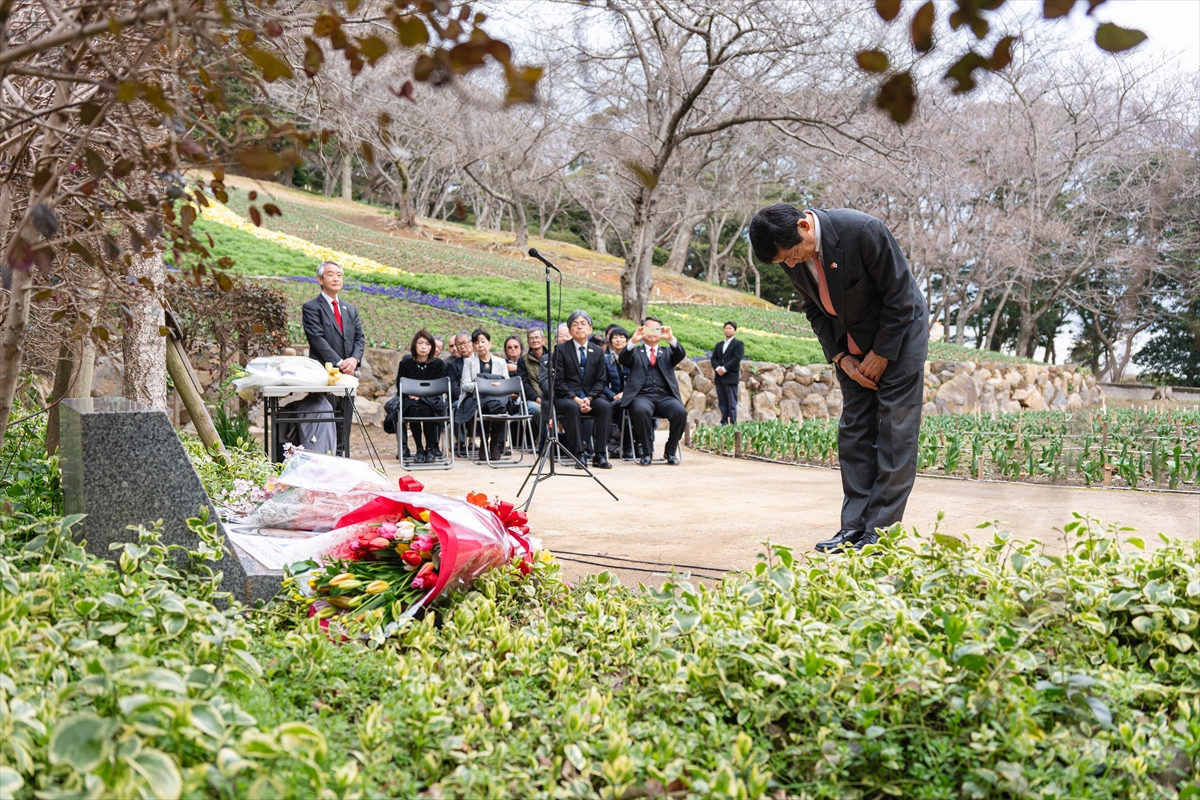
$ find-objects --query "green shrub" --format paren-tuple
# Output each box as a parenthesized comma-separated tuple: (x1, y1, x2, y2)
(3, 496, 1198, 797)
(0, 513, 355, 799)
(0, 400, 62, 525)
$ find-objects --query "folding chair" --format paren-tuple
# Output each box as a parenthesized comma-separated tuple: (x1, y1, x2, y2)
(472, 376, 535, 468)
(621, 413, 681, 464)
(396, 377, 454, 471)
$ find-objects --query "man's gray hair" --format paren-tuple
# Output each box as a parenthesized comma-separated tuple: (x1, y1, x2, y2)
(527, 327, 545, 339)
(567, 310, 592, 328)
(556, 322, 569, 334)
(454, 330, 471, 343)
(316, 260, 341, 278)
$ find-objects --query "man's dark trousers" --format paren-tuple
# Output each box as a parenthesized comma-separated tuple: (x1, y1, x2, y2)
(628, 388, 686, 458)
(837, 312, 928, 536)
(554, 398, 612, 460)
(716, 383, 738, 424)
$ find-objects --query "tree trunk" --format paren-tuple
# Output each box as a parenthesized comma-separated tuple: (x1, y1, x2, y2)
(45, 343, 75, 455)
(621, 188, 656, 321)
(510, 185, 529, 251)
(592, 220, 608, 255)
(706, 214, 725, 285)
(663, 213, 696, 274)
(341, 153, 353, 202)
(983, 281, 1013, 352)
(0, 268, 34, 449)
(122, 251, 168, 411)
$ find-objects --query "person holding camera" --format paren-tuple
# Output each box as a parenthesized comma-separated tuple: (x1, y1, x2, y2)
(618, 316, 687, 466)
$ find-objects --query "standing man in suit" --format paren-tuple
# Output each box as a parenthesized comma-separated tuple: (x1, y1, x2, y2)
(712, 321, 744, 425)
(749, 204, 928, 553)
(619, 317, 687, 466)
(301, 261, 366, 456)
(550, 310, 612, 469)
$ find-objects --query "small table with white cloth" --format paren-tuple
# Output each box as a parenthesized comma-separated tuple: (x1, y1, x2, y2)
(261, 384, 355, 464)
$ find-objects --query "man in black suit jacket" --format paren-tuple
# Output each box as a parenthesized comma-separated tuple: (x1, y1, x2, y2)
(750, 204, 928, 553)
(550, 310, 612, 469)
(300, 261, 366, 456)
(712, 321, 744, 425)
(618, 317, 687, 466)
(302, 262, 366, 373)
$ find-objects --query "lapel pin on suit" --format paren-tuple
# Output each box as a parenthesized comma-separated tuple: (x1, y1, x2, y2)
(830, 262, 838, 269)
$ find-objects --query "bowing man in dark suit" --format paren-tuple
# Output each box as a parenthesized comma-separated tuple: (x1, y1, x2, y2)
(550, 310, 612, 469)
(712, 321, 744, 425)
(618, 316, 687, 466)
(750, 204, 928, 553)
(301, 261, 366, 455)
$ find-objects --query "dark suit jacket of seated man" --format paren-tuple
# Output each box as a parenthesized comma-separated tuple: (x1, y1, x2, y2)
(550, 310, 612, 468)
(300, 261, 366, 455)
(749, 204, 928, 551)
(618, 319, 688, 465)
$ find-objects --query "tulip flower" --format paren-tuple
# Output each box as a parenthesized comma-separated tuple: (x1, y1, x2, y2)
(365, 580, 390, 594)
(413, 535, 436, 553)
(369, 537, 391, 550)
(379, 521, 398, 535)
(401, 549, 423, 567)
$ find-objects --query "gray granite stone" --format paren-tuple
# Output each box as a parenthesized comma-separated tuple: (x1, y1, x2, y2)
(60, 398, 282, 605)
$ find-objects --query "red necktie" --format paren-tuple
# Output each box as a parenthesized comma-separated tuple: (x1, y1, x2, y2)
(332, 299, 343, 332)
(648, 346, 657, 366)
(813, 254, 861, 355)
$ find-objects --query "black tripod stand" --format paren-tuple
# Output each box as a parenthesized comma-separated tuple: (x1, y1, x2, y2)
(517, 248, 618, 511)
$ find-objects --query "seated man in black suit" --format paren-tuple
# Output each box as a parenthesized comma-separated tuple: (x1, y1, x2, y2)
(550, 310, 612, 469)
(618, 316, 687, 466)
(301, 261, 365, 456)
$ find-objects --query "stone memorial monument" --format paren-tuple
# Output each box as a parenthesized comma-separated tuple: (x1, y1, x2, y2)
(59, 398, 283, 604)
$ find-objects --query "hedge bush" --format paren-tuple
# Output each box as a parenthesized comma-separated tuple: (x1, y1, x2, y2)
(4, 406, 1196, 798)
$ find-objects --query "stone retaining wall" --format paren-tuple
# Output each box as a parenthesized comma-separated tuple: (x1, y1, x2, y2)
(322, 348, 1108, 428)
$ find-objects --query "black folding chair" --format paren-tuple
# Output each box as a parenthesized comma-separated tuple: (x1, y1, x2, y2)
(472, 376, 535, 468)
(396, 377, 454, 471)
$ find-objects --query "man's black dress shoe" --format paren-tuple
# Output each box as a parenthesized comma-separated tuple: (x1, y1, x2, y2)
(637, 456, 652, 466)
(814, 529, 863, 553)
(621, 448, 635, 460)
(853, 531, 880, 550)
(592, 456, 612, 469)
(665, 454, 680, 465)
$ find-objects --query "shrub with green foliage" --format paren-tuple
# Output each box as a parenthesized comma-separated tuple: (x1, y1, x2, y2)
(4, 508, 1196, 799)
(0, 401, 62, 524)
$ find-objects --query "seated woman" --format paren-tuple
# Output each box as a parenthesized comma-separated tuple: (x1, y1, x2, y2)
(460, 328, 510, 461)
(396, 329, 447, 463)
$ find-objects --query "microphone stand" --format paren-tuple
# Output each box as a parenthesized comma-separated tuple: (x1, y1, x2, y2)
(517, 248, 618, 511)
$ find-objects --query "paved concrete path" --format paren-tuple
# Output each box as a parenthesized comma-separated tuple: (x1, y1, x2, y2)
(360, 434, 1199, 587)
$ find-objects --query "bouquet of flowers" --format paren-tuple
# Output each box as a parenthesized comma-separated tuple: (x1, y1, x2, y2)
(282, 485, 540, 637)
(243, 450, 398, 531)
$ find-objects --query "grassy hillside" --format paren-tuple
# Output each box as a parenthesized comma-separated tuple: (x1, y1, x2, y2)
(184, 180, 1038, 366)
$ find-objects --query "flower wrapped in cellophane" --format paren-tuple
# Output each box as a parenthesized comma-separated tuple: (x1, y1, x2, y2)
(281, 487, 541, 640)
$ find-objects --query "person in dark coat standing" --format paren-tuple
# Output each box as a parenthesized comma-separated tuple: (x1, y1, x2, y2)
(712, 321, 743, 425)
(301, 261, 366, 456)
(618, 317, 687, 466)
(550, 310, 612, 469)
(749, 204, 928, 553)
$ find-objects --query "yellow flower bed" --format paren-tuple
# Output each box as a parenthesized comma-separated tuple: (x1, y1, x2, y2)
(197, 201, 410, 278)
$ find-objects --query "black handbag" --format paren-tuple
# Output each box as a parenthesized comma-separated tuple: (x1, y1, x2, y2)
(383, 395, 400, 434)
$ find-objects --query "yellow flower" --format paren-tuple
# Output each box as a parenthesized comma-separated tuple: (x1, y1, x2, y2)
(365, 580, 389, 594)
(419, 511, 430, 522)
(194, 201, 412, 278)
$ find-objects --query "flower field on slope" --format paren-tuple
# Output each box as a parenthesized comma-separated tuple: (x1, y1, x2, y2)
(693, 407, 1200, 491)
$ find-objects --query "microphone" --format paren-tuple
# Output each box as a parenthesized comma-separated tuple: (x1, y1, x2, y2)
(527, 247, 561, 272)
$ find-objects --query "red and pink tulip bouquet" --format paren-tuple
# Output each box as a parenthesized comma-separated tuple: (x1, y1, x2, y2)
(283, 482, 539, 635)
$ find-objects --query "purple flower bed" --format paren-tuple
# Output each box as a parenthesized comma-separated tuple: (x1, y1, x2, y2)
(284, 276, 545, 331)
